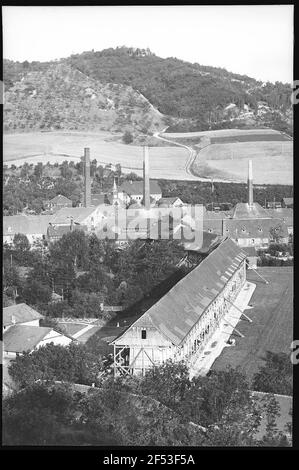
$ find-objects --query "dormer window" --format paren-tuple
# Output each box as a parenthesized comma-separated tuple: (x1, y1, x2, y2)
(141, 329, 147, 339)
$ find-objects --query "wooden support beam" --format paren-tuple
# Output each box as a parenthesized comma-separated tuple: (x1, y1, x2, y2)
(129, 348, 143, 368)
(224, 297, 252, 323)
(225, 318, 244, 338)
(245, 261, 269, 284)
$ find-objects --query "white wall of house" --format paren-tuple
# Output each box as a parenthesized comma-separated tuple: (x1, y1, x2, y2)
(37, 330, 72, 348)
(114, 326, 173, 374)
(234, 237, 269, 248)
(20, 319, 40, 327)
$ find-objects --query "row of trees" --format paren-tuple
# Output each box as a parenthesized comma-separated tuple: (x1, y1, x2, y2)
(158, 179, 293, 208)
(3, 230, 186, 316)
(3, 358, 292, 446)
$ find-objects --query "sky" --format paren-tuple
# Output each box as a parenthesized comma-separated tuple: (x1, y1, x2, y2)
(2, 5, 294, 83)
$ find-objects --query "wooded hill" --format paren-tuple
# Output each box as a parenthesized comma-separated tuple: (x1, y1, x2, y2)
(4, 46, 293, 134)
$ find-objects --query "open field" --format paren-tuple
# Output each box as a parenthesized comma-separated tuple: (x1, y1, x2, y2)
(210, 133, 291, 144)
(161, 128, 293, 185)
(163, 128, 286, 139)
(4, 130, 293, 184)
(211, 267, 293, 381)
(3, 131, 196, 180)
(193, 141, 292, 185)
(195, 141, 293, 161)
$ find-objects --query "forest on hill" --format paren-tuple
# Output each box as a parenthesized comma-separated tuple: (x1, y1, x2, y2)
(4, 47, 292, 134)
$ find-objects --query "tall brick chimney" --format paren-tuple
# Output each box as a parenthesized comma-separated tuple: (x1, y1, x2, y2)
(84, 147, 91, 207)
(248, 159, 253, 208)
(143, 146, 150, 211)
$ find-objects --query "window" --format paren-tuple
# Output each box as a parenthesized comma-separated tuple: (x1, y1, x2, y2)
(141, 329, 147, 339)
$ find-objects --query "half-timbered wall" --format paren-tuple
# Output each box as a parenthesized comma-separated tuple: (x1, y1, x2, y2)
(113, 260, 246, 376)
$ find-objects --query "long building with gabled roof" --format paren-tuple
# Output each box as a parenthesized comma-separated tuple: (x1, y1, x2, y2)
(111, 238, 247, 376)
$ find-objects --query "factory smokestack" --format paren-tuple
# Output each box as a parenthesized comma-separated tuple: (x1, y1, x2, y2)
(143, 146, 150, 211)
(84, 147, 91, 207)
(248, 159, 253, 208)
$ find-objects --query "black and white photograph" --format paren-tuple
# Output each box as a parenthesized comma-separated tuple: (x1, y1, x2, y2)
(1, 5, 295, 450)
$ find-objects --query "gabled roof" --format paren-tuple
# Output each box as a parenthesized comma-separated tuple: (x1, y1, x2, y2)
(158, 197, 183, 206)
(3, 215, 53, 236)
(3, 325, 52, 353)
(113, 238, 246, 347)
(119, 180, 161, 196)
(232, 203, 271, 220)
(50, 206, 100, 225)
(49, 194, 72, 205)
(3, 303, 44, 327)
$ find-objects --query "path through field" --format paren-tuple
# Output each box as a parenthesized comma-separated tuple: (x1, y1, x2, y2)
(4, 131, 202, 181)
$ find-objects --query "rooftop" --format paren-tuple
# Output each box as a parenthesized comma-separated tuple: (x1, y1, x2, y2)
(49, 194, 72, 205)
(232, 202, 271, 220)
(50, 206, 101, 225)
(3, 303, 44, 327)
(113, 238, 246, 347)
(225, 218, 289, 239)
(158, 197, 184, 206)
(3, 325, 52, 353)
(3, 215, 53, 236)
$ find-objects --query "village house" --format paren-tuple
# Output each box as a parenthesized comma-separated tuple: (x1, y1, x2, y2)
(3, 325, 73, 359)
(3, 303, 44, 333)
(3, 214, 53, 245)
(46, 223, 87, 243)
(117, 180, 162, 205)
(43, 194, 73, 212)
(157, 196, 185, 208)
(49, 206, 106, 232)
(202, 161, 290, 249)
(111, 238, 247, 376)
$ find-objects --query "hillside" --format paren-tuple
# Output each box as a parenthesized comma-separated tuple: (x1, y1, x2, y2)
(3, 62, 165, 134)
(3, 46, 293, 134)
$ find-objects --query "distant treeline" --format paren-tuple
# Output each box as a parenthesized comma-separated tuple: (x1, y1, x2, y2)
(158, 179, 293, 207)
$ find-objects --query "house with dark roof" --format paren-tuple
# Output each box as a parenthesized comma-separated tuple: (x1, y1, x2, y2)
(3, 303, 44, 332)
(111, 238, 247, 375)
(43, 194, 72, 212)
(3, 325, 73, 358)
(265, 208, 293, 235)
(118, 180, 162, 205)
(47, 223, 87, 242)
(203, 205, 289, 248)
